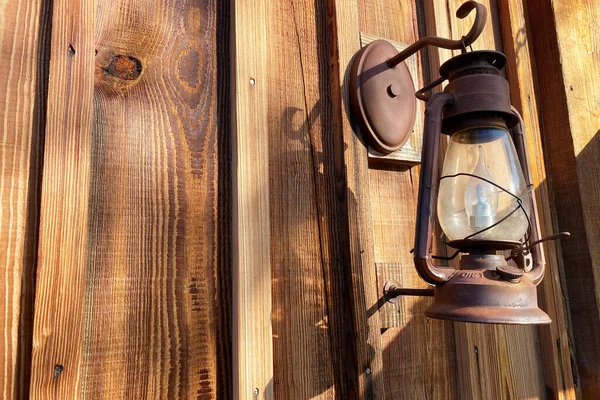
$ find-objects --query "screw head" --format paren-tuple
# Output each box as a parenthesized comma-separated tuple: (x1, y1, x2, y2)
(387, 83, 401, 98)
(253, 387, 259, 397)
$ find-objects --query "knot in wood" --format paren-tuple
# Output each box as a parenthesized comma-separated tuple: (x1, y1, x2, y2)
(104, 55, 142, 81)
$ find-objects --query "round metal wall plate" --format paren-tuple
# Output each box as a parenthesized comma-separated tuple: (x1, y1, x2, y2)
(349, 40, 416, 154)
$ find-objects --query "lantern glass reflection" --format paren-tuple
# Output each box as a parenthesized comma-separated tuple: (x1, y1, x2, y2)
(437, 127, 531, 241)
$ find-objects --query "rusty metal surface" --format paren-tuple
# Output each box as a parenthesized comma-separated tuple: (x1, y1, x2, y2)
(348, 0, 557, 324)
(440, 51, 518, 133)
(425, 261, 551, 325)
(386, 1, 488, 67)
(349, 40, 416, 154)
(383, 281, 434, 303)
(413, 92, 457, 284)
(414, 47, 551, 324)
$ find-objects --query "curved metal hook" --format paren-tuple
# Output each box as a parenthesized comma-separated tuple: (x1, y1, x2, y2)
(387, 1, 487, 68)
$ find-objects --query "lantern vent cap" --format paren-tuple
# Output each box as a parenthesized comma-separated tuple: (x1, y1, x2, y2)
(440, 50, 506, 80)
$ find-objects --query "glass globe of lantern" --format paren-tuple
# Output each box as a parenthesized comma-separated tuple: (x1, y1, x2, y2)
(437, 125, 531, 242)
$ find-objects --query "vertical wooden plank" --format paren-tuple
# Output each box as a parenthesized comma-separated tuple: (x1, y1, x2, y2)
(31, 0, 233, 397)
(267, 0, 335, 396)
(328, 0, 386, 397)
(29, 0, 94, 397)
(355, 0, 458, 397)
(82, 0, 230, 397)
(497, 0, 577, 397)
(232, 0, 274, 398)
(454, 322, 545, 398)
(0, 0, 51, 397)
(267, 0, 359, 397)
(527, 0, 600, 397)
(370, 162, 457, 399)
(422, 0, 451, 79)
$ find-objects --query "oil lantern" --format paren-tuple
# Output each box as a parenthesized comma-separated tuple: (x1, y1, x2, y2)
(349, 1, 568, 324)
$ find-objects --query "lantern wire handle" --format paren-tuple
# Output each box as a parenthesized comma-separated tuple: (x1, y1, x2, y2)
(505, 232, 570, 262)
(416, 76, 446, 101)
(523, 232, 570, 252)
(417, 172, 532, 264)
(438, 172, 533, 242)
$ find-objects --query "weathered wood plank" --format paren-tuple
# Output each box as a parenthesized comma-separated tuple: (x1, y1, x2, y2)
(267, 0, 335, 397)
(0, 0, 51, 397)
(356, 0, 458, 397)
(329, 0, 387, 397)
(382, 324, 456, 400)
(32, 0, 232, 397)
(266, 0, 358, 397)
(29, 0, 95, 396)
(527, 0, 600, 396)
(454, 322, 545, 398)
(232, 0, 274, 398)
(497, 0, 577, 397)
(84, 0, 231, 397)
(370, 163, 457, 399)
(421, 0, 452, 81)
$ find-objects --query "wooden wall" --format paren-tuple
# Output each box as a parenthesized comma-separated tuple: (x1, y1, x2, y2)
(1, 0, 232, 398)
(527, 0, 600, 397)
(0, 0, 51, 397)
(0, 0, 598, 398)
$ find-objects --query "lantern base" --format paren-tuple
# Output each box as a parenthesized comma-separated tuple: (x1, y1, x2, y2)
(426, 268, 551, 325)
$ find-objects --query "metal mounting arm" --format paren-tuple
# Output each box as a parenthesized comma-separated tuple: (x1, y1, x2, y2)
(348, 1, 488, 155)
(387, 1, 488, 68)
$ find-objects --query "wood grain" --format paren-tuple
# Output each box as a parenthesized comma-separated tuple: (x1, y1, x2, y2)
(329, 0, 387, 397)
(29, 0, 95, 396)
(433, 2, 547, 398)
(454, 323, 545, 398)
(497, 0, 577, 397)
(232, 0, 273, 399)
(4, 0, 587, 398)
(266, 0, 360, 397)
(356, 0, 460, 397)
(0, 0, 51, 397)
(527, 0, 600, 396)
(370, 164, 457, 399)
(31, 0, 232, 397)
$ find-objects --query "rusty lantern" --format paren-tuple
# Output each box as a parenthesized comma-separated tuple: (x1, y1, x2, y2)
(349, 1, 568, 324)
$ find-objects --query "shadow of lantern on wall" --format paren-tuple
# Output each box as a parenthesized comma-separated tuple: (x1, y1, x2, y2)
(349, 0, 569, 324)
